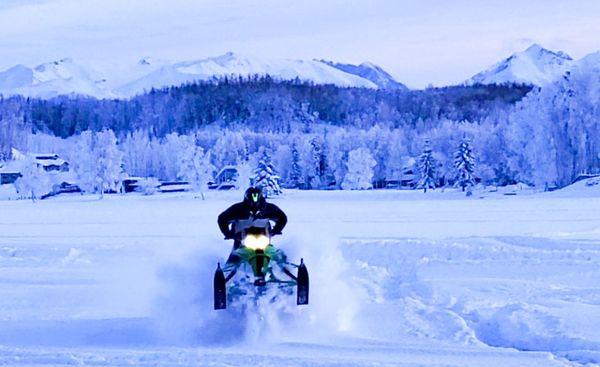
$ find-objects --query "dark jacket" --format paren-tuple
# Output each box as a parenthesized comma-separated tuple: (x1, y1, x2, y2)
(217, 200, 287, 239)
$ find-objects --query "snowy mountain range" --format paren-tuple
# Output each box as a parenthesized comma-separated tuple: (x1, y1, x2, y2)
(0, 53, 405, 99)
(0, 45, 597, 99)
(465, 44, 574, 86)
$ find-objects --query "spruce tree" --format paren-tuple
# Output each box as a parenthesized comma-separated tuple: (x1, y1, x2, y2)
(453, 137, 476, 193)
(253, 149, 282, 197)
(289, 145, 302, 188)
(417, 139, 437, 193)
(309, 137, 325, 188)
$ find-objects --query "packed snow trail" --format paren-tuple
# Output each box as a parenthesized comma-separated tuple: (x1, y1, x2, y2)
(0, 189, 599, 366)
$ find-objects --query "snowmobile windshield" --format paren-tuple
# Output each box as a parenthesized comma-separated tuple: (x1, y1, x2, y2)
(233, 218, 271, 235)
(234, 219, 271, 250)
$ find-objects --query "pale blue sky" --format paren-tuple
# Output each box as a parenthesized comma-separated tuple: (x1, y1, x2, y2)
(0, 0, 599, 87)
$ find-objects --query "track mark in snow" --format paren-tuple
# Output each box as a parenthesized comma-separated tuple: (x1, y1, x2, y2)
(340, 236, 600, 365)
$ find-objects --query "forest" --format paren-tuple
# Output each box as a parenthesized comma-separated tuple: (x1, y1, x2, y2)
(0, 71, 598, 195)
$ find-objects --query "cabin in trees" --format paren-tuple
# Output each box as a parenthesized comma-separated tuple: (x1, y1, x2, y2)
(34, 154, 69, 172)
(10, 149, 70, 172)
(208, 166, 238, 190)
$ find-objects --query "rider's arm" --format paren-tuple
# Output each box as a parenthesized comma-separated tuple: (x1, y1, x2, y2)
(270, 204, 287, 235)
(217, 205, 237, 237)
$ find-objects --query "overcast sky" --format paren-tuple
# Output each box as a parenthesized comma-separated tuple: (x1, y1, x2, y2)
(0, 0, 599, 88)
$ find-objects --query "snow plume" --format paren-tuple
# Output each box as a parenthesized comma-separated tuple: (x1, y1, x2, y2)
(149, 228, 359, 346)
(150, 246, 241, 346)
(280, 229, 361, 340)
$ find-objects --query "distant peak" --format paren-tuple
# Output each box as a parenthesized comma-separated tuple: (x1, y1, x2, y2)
(138, 57, 152, 66)
(359, 61, 378, 69)
(522, 44, 572, 60)
(525, 43, 544, 53)
(214, 51, 239, 62)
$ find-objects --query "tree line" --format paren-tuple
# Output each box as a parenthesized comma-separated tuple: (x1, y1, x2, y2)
(1, 71, 598, 193)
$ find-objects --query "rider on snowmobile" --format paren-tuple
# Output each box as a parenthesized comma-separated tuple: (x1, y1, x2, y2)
(217, 187, 287, 264)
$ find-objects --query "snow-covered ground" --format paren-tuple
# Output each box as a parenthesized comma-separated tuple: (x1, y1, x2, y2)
(0, 185, 599, 366)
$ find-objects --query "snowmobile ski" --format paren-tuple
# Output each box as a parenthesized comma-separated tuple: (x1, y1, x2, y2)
(213, 263, 227, 310)
(297, 258, 309, 305)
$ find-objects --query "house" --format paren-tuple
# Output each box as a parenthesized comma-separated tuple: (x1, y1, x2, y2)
(208, 166, 238, 190)
(35, 154, 69, 172)
(11, 148, 70, 172)
(0, 162, 22, 185)
(2, 149, 79, 199)
(122, 177, 144, 193)
(384, 160, 418, 189)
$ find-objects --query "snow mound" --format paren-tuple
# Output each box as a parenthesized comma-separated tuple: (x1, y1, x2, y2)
(547, 176, 600, 197)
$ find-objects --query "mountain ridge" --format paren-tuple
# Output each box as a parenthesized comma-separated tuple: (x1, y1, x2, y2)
(0, 53, 404, 99)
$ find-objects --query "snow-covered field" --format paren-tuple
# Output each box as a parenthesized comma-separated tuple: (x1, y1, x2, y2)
(0, 184, 599, 366)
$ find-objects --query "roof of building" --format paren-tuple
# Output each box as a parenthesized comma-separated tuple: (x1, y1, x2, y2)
(11, 148, 68, 167)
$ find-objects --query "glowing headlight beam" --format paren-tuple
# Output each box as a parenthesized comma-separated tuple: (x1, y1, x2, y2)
(243, 234, 270, 250)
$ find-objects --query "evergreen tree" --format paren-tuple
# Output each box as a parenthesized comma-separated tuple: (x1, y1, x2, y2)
(253, 148, 282, 197)
(289, 144, 302, 188)
(453, 137, 476, 193)
(342, 148, 376, 190)
(417, 139, 437, 193)
(310, 137, 325, 188)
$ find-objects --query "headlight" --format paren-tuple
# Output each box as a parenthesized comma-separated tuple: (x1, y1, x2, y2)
(243, 234, 270, 250)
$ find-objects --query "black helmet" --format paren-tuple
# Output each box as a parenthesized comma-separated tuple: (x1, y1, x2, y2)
(244, 187, 265, 208)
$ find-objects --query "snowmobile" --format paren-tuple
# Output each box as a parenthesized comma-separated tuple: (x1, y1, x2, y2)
(213, 218, 309, 310)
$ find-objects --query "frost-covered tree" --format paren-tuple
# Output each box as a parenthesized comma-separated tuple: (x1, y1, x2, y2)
(288, 144, 302, 188)
(138, 177, 160, 195)
(253, 148, 282, 197)
(273, 144, 292, 186)
(212, 131, 246, 169)
(365, 125, 389, 187)
(417, 139, 437, 193)
(386, 129, 408, 185)
(453, 137, 476, 192)
(121, 130, 150, 178)
(95, 129, 124, 198)
(342, 148, 376, 190)
(178, 143, 214, 199)
(325, 129, 350, 189)
(0, 115, 26, 161)
(235, 160, 253, 191)
(14, 159, 52, 202)
(71, 131, 96, 194)
(310, 137, 326, 188)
